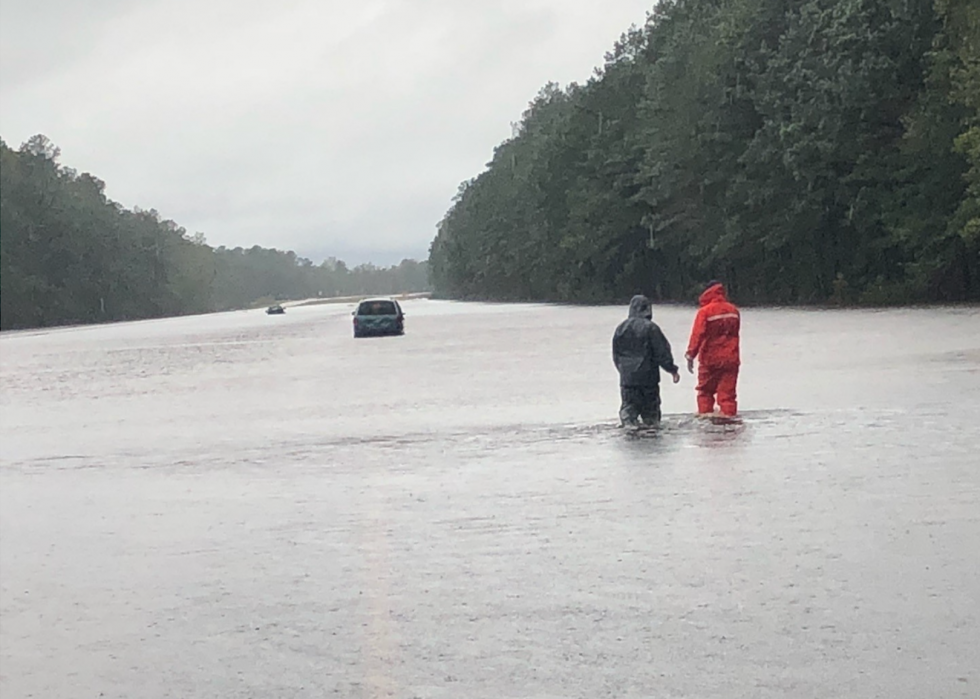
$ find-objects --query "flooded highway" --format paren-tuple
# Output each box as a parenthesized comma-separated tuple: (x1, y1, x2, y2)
(1, 300, 978, 698)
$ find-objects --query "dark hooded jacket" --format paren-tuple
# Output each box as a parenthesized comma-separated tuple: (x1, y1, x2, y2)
(612, 295, 679, 387)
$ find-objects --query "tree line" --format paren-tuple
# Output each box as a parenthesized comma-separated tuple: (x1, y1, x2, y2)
(0, 136, 429, 330)
(428, 0, 980, 305)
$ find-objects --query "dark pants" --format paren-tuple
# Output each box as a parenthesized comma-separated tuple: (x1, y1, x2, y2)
(620, 385, 662, 426)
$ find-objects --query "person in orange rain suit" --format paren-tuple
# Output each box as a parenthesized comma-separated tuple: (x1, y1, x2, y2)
(684, 280, 741, 416)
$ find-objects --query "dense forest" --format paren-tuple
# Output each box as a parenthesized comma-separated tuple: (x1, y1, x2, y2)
(428, 0, 980, 305)
(0, 136, 429, 330)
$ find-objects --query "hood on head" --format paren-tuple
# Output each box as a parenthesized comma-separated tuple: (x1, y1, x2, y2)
(628, 294, 652, 319)
(698, 281, 727, 306)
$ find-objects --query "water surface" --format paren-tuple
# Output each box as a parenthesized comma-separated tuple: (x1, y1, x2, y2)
(2, 301, 978, 698)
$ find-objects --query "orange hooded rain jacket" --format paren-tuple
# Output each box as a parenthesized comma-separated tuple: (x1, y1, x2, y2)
(686, 282, 740, 368)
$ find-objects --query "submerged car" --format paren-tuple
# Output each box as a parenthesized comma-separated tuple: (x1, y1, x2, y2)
(352, 297, 405, 338)
(266, 304, 285, 315)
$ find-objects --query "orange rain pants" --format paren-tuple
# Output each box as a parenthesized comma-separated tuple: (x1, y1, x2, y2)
(696, 364, 739, 416)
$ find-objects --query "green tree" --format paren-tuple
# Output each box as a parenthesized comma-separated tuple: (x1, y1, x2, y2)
(428, 0, 979, 305)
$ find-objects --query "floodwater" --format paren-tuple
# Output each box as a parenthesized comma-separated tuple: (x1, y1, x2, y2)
(1, 300, 978, 699)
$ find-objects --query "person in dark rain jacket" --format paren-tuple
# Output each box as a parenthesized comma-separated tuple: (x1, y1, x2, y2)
(684, 281, 741, 417)
(612, 295, 681, 427)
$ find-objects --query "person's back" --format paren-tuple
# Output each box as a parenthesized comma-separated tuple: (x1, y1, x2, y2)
(613, 295, 679, 426)
(685, 282, 740, 415)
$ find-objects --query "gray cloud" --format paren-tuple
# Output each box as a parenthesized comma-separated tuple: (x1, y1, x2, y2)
(1, 0, 653, 263)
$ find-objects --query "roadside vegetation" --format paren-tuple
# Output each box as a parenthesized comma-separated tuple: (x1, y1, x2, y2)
(428, 0, 980, 305)
(0, 137, 429, 330)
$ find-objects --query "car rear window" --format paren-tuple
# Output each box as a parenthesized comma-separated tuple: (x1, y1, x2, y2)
(357, 301, 397, 316)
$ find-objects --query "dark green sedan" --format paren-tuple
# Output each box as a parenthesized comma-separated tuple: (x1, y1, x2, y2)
(352, 298, 405, 338)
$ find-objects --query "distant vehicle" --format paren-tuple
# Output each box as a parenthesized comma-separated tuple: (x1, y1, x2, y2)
(266, 304, 285, 315)
(352, 297, 405, 338)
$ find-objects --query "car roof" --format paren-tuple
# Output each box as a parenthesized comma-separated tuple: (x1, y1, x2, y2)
(358, 297, 399, 304)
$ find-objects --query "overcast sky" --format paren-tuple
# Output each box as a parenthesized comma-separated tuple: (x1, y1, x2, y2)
(1, 0, 653, 264)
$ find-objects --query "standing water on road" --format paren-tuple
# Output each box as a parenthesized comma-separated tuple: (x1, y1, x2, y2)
(1, 301, 978, 698)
